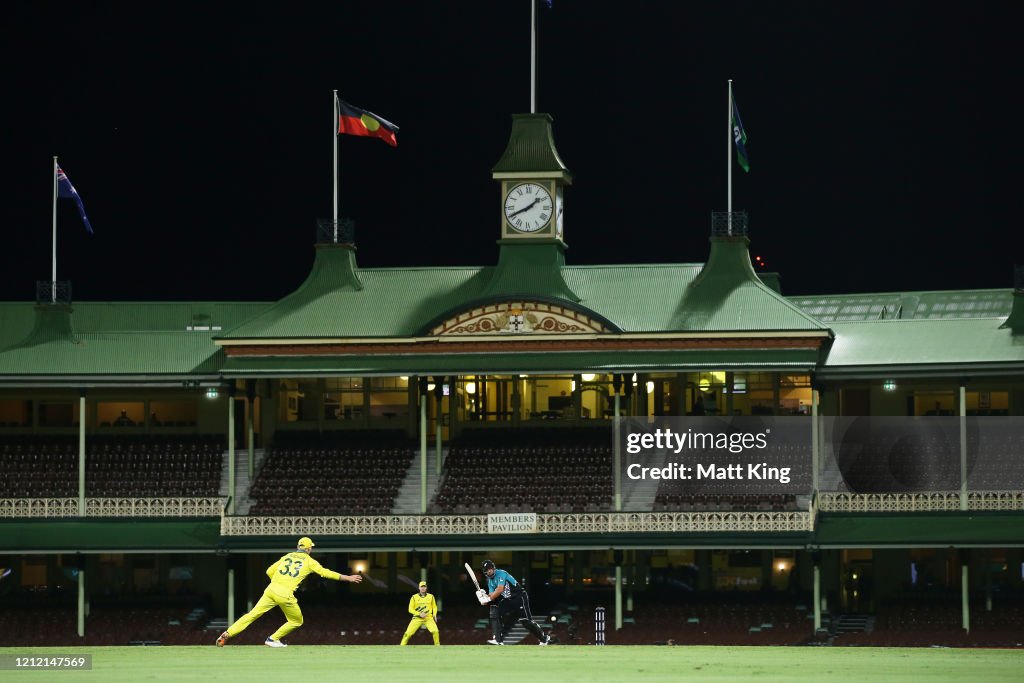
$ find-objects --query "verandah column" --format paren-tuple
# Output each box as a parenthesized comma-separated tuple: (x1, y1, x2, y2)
(811, 383, 820, 496)
(227, 566, 235, 626)
(614, 550, 623, 631)
(813, 561, 821, 631)
(959, 381, 968, 511)
(613, 374, 623, 512)
(77, 554, 86, 637)
(435, 379, 444, 477)
(961, 549, 970, 633)
(78, 390, 86, 516)
(247, 381, 256, 482)
(419, 377, 428, 514)
(228, 385, 236, 515)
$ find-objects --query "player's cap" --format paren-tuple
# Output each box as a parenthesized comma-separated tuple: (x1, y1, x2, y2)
(419, 581, 427, 587)
(481, 559, 495, 571)
(297, 536, 315, 549)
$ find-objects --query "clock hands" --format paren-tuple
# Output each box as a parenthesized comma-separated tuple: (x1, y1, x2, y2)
(508, 197, 542, 218)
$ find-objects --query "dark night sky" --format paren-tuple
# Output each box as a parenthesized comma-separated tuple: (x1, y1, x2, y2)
(2, 1, 1021, 302)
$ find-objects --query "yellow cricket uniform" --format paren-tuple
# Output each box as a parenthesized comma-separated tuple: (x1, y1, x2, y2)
(226, 551, 342, 641)
(400, 591, 439, 645)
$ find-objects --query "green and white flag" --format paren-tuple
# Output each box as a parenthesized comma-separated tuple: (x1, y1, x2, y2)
(731, 95, 750, 172)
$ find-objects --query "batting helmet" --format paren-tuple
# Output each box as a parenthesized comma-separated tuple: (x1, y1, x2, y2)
(481, 559, 495, 572)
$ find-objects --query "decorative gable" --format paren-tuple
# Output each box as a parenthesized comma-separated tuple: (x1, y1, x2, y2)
(431, 301, 610, 336)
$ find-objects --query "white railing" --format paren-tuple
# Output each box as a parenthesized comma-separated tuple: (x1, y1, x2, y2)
(817, 491, 1024, 512)
(220, 510, 815, 536)
(0, 497, 225, 518)
(967, 491, 1024, 510)
(5, 491, 1019, 523)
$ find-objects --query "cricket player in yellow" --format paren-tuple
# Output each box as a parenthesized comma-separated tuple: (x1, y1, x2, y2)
(399, 580, 440, 646)
(216, 536, 362, 647)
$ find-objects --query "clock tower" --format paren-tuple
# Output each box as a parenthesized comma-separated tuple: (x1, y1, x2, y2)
(492, 113, 572, 242)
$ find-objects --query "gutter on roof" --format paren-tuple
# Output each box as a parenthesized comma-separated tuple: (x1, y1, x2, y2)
(818, 362, 1024, 379)
(217, 329, 834, 347)
(0, 375, 223, 388)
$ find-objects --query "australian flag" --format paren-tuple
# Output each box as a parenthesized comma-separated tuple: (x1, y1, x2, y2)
(56, 166, 93, 234)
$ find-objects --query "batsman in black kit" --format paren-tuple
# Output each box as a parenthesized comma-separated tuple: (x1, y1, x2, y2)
(476, 559, 550, 645)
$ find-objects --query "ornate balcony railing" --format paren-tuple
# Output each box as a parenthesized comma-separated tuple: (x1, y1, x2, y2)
(4, 492, 1020, 524)
(817, 491, 1024, 513)
(220, 509, 815, 537)
(0, 497, 225, 519)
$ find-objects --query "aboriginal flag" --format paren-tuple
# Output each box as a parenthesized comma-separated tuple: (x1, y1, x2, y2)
(336, 97, 399, 147)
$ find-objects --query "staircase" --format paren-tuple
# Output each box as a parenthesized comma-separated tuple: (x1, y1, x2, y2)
(502, 617, 552, 645)
(391, 447, 443, 514)
(621, 449, 668, 511)
(833, 613, 873, 634)
(621, 471, 662, 511)
(204, 616, 228, 633)
(219, 448, 267, 515)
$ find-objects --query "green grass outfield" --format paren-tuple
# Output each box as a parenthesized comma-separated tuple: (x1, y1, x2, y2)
(1, 646, 1021, 683)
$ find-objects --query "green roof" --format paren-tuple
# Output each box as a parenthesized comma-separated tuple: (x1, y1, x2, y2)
(0, 331, 226, 377)
(482, 240, 581, 303)
(221, 240, 827, 340)
(0, 301, 271, 379)
(822, 318, 1024, 375)
(671, 237, 828, 332)
(1, 243, 1019, 380)
(790, 289, 1012, 322)
(219, 246, 490, 339)
(491, 113, 570, 176)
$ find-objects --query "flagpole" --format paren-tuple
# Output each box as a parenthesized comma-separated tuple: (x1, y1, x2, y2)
(333, 89, 339, 243)
(530, 0, 536, 113)
(727, 80, 733, 236)
(52, 156, 58, 302)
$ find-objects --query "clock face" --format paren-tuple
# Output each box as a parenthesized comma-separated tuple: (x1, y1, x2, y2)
(504, 182, 553, 233)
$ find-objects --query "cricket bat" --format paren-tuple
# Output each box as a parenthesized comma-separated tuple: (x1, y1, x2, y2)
(465, 562, 481, 591)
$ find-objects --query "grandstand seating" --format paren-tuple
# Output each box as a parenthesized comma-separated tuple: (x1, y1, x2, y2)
(0, 435, 223, 499)
(0, 606, 212, 646)
(826, 419, 1023, 493)
(3, 596, 1022, 647)
(432, 427, 613, 514)
(966, 421, 1024, 490)
(832, 600, 1024, 647)
(654, 440, 810, 511)
(589, 596, 812, 646)
(0, 436, 77, 497)
(85, 436, 223, 497)
(248, 431, 413, 516)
